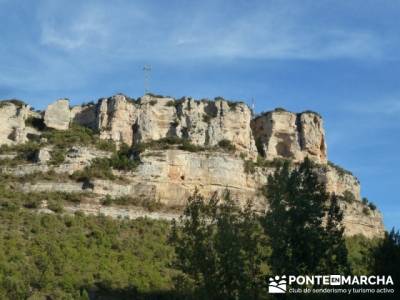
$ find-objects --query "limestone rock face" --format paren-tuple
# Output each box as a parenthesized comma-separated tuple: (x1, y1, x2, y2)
(251, 111, 327, 163)
(134, 95, 177, 143)
(70, 104, 97, 129)
(176, 98, 257, 156)
(321, 165, 361, 200)
(72, 95, 257, 156)
(96, 95, 138, 145)
(34, 147, 52, 164)
(0, 101, 30, 145)
(44, 99, 71, 130)
(299, 113, 327, 162)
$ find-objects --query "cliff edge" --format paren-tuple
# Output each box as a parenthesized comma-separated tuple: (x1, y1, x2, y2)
(0, 94, 384, 238)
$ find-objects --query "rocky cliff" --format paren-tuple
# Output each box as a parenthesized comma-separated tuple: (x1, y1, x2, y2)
(0, 95, 385, 238)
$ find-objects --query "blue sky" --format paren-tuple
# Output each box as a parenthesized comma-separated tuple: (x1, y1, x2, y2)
(1, 0, 399, 229)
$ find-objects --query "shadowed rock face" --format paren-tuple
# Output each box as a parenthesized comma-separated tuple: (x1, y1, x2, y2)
(0, 94, 385, 238)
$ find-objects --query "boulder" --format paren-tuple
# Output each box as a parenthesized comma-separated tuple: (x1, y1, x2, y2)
(34, 147, 52, 164)
(44, 99, 70, 130)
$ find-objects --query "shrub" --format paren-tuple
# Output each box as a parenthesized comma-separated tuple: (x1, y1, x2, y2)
(301, 110, 322, 118)
(71, 158, 116, 182)
(134, 137, 205, 153)
(362, 207, 370, 215)
(101, 195, 113, 206)
(149, 100, 157, 106)
(71, 145, 139, 181)
(217, 139, 236, 152)
(47, 200, 64, 213)
(179, 141, 205, 152)
(202, 114, 211, 123)
(95, 139, 116, 152)
(49, 147, 67, 165)
(227, 101, 241, 110)
(0, 99, 26, 108)
(362, 197, 369, 205)
(343, 190, 356, 203)
(274, 107, 288, 112)
(368, 202, 376, 211)
(328, 161, 354, 177)
(7, 142, 41, 163)
(0, 210, 175, 299)
(243, 160, 256, 174)
(166, 100, 175, 107)
(100, 195, 164, 211)
(42, 123, 96, 148)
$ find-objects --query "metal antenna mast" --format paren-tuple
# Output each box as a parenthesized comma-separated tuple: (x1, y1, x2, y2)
(143, 64, 152, 94)
(251, 97, 255, 116)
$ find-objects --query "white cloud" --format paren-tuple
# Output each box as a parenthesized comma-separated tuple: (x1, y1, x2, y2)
(346, 98, 400, 115)
(34, 1, 384, 61)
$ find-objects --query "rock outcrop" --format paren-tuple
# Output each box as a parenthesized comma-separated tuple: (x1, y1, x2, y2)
(251, 110, 327, 163)
(44, 99, 70, 130)
(0, 100, 36, 145)
(68, 94, 257, 157)
(0, 94, 385, 238)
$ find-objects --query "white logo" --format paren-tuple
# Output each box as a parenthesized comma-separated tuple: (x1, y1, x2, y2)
(268, 275, 287, 293)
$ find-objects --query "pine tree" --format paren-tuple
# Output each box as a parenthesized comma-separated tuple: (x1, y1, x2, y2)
(170, 190, 266, 299)
(322, 194, 351, 274)
(372, 228, 400, 289)
(263, 157, 350, 275)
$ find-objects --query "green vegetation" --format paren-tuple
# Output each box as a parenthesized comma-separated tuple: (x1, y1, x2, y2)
(217, 139, 236, 152)
(202, 114, 212, 123)
(166, 100, 175, 107)
(342, 190, 356, 203)
(0, 210, 175, 299)
(227, 101, 242, 111)
(264, 158, 350, 275)
(101, 195, 164, 212)
(301, 110, 322, 118)
(0, 99, 26, 108)
(0, 172, 397, 298)
(49, 147, 67, 165)
(170, 191, 267, 299)
(0, 124, 117, 167)
(243, 156, 291, 174)
(71, 144, 140, 182)
(37, 123, 115, 153)
(0, 182, 86, 211)
(328, 160, 354, 177)
(346, 235, 379, 275)
(134, 137, 242, 154)
(145, 92, 165, 98)
(169, 160, 399, 298)
(0, 142, 40, 166)
(368, 202, 377, 210)
(149, 100, 157, 106)
(362, 197, 377, 211)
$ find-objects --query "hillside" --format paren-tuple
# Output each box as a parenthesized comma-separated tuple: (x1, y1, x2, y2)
(0, 94, 384, 238)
